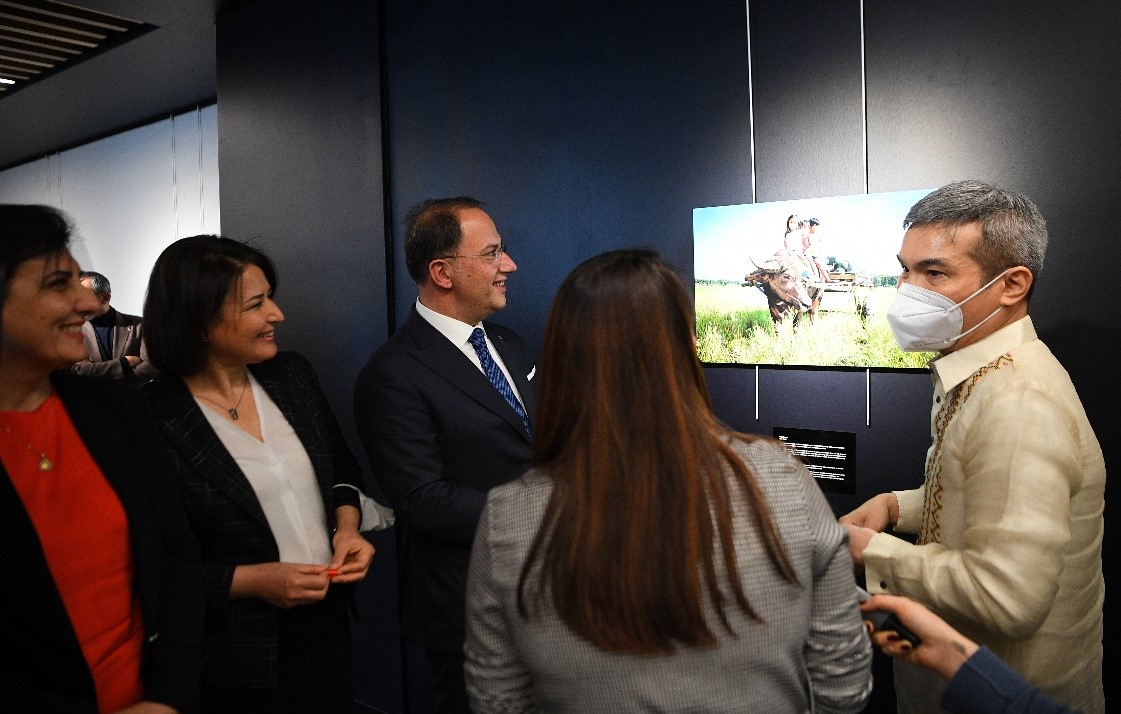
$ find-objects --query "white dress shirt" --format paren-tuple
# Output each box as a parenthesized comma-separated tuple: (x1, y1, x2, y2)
(415, 298, 525, 405)
(196, 374, 331, 564)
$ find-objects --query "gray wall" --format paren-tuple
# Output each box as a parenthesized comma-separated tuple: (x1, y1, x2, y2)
(0, 105, 221, 314)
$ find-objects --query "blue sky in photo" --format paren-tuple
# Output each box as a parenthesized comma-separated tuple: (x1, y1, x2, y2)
(693, 188, 933, 281)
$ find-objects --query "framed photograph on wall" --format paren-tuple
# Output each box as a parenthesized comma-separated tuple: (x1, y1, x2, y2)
(693, 189, 935, 369)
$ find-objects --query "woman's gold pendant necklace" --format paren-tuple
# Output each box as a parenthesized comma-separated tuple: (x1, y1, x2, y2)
(2, 425, 54, 471)
(1, 395, 56, 471)
(197, 378, 250, 421)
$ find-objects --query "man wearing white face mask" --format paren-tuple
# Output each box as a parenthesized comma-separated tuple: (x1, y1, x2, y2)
(840, 181, 1104, 714)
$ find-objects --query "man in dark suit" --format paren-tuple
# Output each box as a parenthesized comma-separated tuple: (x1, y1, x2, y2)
(72, 271, 156, 381)
(354, 197, 535, 713)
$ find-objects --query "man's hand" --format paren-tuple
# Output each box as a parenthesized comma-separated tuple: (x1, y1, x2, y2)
(839, 492, 899, 532)
(842, 522, 877, 569)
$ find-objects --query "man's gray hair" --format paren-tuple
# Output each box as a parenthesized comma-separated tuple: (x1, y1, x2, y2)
(904, 180, 1047, 294)
(80, 270, 111, 298)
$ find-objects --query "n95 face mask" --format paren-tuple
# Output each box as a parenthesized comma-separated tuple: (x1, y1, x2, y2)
(886, 270, 1008, 352)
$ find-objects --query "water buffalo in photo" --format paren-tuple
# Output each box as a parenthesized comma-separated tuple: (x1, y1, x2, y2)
(743, 253, 823, 327)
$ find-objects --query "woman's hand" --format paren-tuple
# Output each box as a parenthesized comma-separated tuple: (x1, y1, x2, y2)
(230, 562, 330, 608)
(328, 505, 375, 585)
(860, 594, 979, 682)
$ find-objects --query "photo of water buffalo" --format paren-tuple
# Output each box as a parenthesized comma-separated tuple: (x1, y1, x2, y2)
(693, 189, 935, 368)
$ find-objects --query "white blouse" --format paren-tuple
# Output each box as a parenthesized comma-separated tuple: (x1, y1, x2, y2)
(196, 373, 332, 564)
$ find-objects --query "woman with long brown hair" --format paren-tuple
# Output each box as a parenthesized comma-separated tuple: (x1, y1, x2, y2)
(464, 248, 871, 712)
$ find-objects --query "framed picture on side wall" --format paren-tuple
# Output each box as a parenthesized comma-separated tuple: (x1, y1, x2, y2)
(693, 188, 934, 369)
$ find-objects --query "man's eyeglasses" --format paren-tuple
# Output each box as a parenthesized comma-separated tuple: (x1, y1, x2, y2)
(437, 244, 508, 265)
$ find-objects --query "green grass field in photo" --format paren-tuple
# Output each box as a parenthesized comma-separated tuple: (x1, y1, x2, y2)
(694, 282, 934, 368)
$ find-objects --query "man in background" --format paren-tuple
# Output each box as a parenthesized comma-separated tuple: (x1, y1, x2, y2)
(72, 271, 155, 381)
(841, 181, 1104, 713)
(354, 197, 535, 713)
(801, 217, 831, 283)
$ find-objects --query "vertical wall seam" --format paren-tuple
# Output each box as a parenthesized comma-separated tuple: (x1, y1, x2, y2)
(866, 368, 871, 427)
(748, 1, 759, 419)
(860, 0, 869, 195)
(170, 113, 180, 239)
(54, 152, 63, 210)
(754, 365, 760, 421)
(45, 153, 54, 206)
(198, 106, 205, 231)
(378, 0, 397, 337)
(745, 0, 757, 204)
(861, 0, 871, 427)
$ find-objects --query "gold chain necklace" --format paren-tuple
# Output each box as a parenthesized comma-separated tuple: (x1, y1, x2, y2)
(0, 397, 57, 472)
(195, 377, 250, 420)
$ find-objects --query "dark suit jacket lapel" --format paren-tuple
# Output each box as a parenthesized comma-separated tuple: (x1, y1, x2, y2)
(145, 375, 269, 529)
(53, 376, 162, 605)
(111, 321, 136, 360)
(0, 465, 84, 656)
(77, 311, 136, 361)
(248, 359, 334, 508)
(403, 309, 532, 443)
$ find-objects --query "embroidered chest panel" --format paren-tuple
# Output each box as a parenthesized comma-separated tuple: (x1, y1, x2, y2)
(918, 354, 1014, 545)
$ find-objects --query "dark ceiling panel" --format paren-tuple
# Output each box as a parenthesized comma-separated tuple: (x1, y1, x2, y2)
(0, 0, 218, 170)
(0, 0, 152, 96)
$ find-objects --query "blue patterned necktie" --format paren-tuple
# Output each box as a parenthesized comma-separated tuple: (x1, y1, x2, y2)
(468, 327, 531, 436)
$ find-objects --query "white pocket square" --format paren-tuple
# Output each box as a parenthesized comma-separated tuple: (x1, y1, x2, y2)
(527, 366, 536, 381)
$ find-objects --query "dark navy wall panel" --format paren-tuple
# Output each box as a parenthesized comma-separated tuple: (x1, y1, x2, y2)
(865, 0, 1121, 339)
(216, 1, 388, 410)
(749, 0, 866, 201)
(380, 0, 939, 521)
(707, 366, 929, 517)
(215, 2, 397, 711)
(384, 0, 755, 348)
(865, 4, 1119, 680)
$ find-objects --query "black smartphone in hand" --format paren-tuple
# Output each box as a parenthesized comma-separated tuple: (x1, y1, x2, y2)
(856, 586, 922, 647)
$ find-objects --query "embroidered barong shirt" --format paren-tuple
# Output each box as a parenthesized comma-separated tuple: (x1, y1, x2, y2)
(863, 316, 1104, 714)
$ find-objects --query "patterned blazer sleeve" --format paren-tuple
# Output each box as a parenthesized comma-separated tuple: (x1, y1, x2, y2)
(464, 500, 542, 713)
(798, 459, 874, 712)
